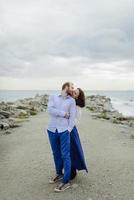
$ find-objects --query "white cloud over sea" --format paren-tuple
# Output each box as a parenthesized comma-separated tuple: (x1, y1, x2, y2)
(0, 0, 134, 90)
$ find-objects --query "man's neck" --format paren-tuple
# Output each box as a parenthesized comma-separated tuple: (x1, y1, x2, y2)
(61, 90, 68, 97)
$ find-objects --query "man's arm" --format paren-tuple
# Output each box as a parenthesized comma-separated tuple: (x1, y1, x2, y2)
(47, 94, 66, 117)
(67, 98, 77, 132)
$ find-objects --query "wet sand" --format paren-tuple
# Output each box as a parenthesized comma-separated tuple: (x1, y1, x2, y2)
(0, 109, 134, 200)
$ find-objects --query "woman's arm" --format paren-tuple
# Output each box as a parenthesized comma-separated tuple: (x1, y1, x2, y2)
(67, 99, 77, 132)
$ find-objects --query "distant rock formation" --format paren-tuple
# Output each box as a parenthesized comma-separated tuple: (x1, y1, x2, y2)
(86, 95, 134, 128)
(0, 94, 48, 131)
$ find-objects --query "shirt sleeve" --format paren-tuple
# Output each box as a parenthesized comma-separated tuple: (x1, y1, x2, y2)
(75, 106, 82, 124)
(47, 94, 65, 117)
(67, 99, 77, 132)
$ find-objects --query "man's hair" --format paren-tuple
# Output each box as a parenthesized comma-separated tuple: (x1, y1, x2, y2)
(62, 82, 70, 90)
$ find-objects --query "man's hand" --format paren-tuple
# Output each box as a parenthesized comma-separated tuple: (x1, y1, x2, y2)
(64, 112, 70, 119)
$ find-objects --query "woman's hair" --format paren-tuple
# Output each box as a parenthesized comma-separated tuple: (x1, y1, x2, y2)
(75, 88, 85, 108)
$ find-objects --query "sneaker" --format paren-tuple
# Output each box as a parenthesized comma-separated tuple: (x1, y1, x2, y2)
(49, 174, 63, 184)
(54, 182, 71, 192)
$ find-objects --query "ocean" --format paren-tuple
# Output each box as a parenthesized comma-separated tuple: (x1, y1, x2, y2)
(0, 90, 134, 117)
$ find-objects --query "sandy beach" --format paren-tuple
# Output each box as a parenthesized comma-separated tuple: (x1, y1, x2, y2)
(0, 108, 134, 200)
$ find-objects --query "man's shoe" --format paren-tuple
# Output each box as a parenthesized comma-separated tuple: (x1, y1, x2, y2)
(49, 174, 63, 184)
(54, 182, 71, 192)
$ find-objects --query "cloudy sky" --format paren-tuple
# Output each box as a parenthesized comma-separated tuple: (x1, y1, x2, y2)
(0, 0, 134, 90)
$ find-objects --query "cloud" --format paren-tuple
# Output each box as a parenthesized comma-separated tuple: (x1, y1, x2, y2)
(0, 0, 134, 89)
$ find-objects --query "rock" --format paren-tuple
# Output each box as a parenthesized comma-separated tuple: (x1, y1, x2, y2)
(0, 94, 48, 132)
(112, 118, 120, 124)
(0, 111, 11, 118)
(0, 122, 10, 130)
(35, 93, 40, 97)
(0, 114, 6, 119)
(86, 95, 134, 128)
(129, 121, 134, 127)
(0, 118, 21, 129)
(14, 94, 48, 113)
(96, 112, 111, 120)
(86, 95, 114, 113)
(10, 123, 21, 128)
(15, 109, 29, 119)
(29, 109, 38, 115)
(15, 105, 29, 110)
(7, 118, 22, 128)
(0, 101, 15, 112)
(86, 106, 96, 111)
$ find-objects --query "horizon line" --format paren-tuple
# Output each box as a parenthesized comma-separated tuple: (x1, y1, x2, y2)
(0, 89, 134, 91)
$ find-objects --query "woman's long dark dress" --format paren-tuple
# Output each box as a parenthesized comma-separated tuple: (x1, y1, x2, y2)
(70, 126, 88, 179)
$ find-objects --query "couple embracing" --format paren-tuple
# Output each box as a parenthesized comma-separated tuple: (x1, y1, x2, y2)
(46, 82, 88, 192)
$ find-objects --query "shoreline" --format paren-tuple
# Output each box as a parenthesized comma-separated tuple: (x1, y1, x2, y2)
(0, 90, 134, 115)
(0, 93, 134, 135)
(86, 95, 134, 129)
(0, 93, 48, 134)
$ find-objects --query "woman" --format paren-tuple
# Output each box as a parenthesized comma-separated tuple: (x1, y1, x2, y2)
(70, 88, 88, 180)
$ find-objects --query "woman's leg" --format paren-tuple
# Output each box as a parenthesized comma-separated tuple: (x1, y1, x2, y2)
(70, 166, 77, 180)
(70, 126, 88, 173)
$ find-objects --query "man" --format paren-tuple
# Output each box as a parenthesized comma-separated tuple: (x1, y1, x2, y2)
(47, 82, 76, 192)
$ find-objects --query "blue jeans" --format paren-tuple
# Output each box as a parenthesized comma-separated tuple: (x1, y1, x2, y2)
(47, 129, 71, 184)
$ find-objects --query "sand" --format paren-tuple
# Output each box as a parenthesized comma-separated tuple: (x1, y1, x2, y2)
(0, 109, 134, 200)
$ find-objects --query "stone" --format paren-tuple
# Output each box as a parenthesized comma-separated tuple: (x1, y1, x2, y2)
(86, 95, 114, 113)
(0, 111, 11, 118)
(14, 109, 29, 119)
(0, 122, 10, 130)
(86, 95, 134, 129)
(0, 94, 48, 131)
(0, 114, 6, 119)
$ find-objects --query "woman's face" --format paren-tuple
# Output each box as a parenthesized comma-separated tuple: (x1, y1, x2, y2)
(72, 89, 80, 99)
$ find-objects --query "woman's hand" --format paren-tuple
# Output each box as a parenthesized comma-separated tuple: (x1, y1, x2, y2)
(64, 112, 70, 119)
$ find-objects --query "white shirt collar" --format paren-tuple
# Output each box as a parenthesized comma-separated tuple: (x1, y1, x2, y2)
(58, 91, 70, 99)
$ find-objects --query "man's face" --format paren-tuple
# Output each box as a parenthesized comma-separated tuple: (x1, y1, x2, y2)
(66, 82, 74, 95)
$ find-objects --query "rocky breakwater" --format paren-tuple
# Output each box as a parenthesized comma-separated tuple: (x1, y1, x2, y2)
(0, 94, 48, 134)
(86, 95, 134, 128)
